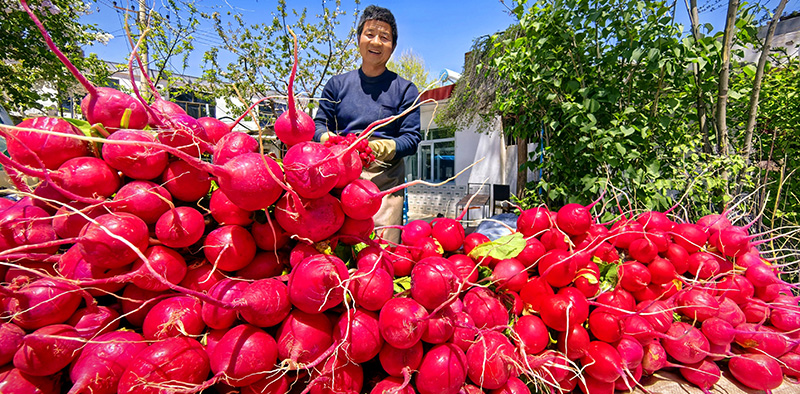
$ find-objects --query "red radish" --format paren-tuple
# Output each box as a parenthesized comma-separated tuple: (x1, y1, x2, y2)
(203, 225, 257, 272)
(618, 260, 651, 292)
(489, 377, 531, 394)
(636, 300, 676, 333)
(67, 330, 149, 394)
(742, 301, 770, 323)
(356, 249, 396, 277)
(6, 277, 83, 330)
(119, 284, 168, 327)
(334, 308, 385, 363)
(609, 218, 644, 249)
(276, 309, 334, 366)
(288, 254, 349, 313)
(463, 232, 490, 255)
(641, 341, 668, 374)
(466, 331, 518, 390)
(410, 256, 461, 310)
(308, 355, 363, 394)
(273, 30, 315, 146)
(379, 297, 428, 349)
(155, 206, 206, 248)
(578, 374, 615, 394)
(181, 262, 225, 293)
(67, 305, 120, 338)
(410, 236, 445, 260)
(614, 335, 644, 369)
(329, 144, 362, 188)
(241, 375, 290, 394)
(210, 324, 277, 387)
(431, 217, 466, 252)
(628, 237, 658, 263)
(671, 223, 707, 253)
(6, 117, 90, 170)
(519, 276, 555, 313)
(210, 189, 253, 226)
(283, 142, 340, 199)
(13, 324, 82, 376)
(647, 257, 676, 284)
(588, 309, 623, 343)
(448, 254, 479, 283)
(665, 242, 690, 274)
(513, 315, 549, 355)
(117, 337, 210, 394)
(463, 287, 509, 329)
(52, 202, 104, 240)
(716, 297, 746, 326)
(701, 317, 736, 345)
(556, 202, 596, 236)
(142, 295, 205, 340)
(416, 343, 468, 394)
(129, 245, 187, 292)
(492, 258, 528, 291)
(198, 117, 231, 143)
(422, 307, 456, 344)
(539, 227, 571, 251)
(678, 359, 721, 393)
(401, 219, 432, 246)
(336, 215, 375, 244)
(275, 193, 345, 243)
(102, 129, 168, 180)
(779, 352, 800, 379)
(77, 212, 149, 269)
(770, 301, 800, 332)
(687, 251, 721, 279)
(236, 251, 286, 280)
(596, 288, 636, 314)
(537, 250, 579, 288)
(715, 274, 754, 305)
(580, 341, 624, 383)
(161, 159, 212, 202)
(0, 365, 61, 394)
(6, 156, 122, 201)
(729, 353, 784, 392)
(202, 279, 249, 330)
(349, 267, 393, 311)
(516, 207, 553, 237)
(710, 225, 752, 258)
(676, 288, 720, 322)
(0, 323, 24, 366)
(451, 311, 477, 352)
(239, 278, 291, 328)
(696, 213, 731, 234)
(251, 215, 291, 251)
(661, 322, 710, 364)
(215, 152, 285, 211)
(557, 320, 591, 360)
(538, 292, 589, 332)
(21, 0, 148, 130)
(156, 113, 210, 157)
(212, 132, 259, 166)
(0, 204, 58, 254)
(637, 210, 673, 231)
(745, 262, 778, 287)
(370, 376, 415, 394)
(379, 340, 424, 377)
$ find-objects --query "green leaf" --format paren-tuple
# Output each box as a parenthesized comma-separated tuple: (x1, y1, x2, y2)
(62, 118, 94, 139)
(468, 232, 526, 261)
(393, 276, 411, 294)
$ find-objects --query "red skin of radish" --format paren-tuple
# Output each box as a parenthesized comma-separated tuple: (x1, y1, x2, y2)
(241, 374, 290, 394)
(275, 193, 345, 243)
(489, 377, 531, 394)
(431, 217, 465, 252)
(422, 307, 456, 344)
(117, 336, 210, 394)
(588, 309, 623, 343)
(410, 256, 461, 310)
(131, 245, 188, 291)
(335, 308, 385, 363)
(289, 242, 321, 268)
(236, 251, 286, 280)
(671, 223, 707, 253)
(516, 207, 553, 237)
(701, 317, 736, 345)
(647, 256, 676, 285)
(463, 287, 509, 329)
(52, 201, 104, 240)
(204, 224, 257, 271)
(580, 341, 624, 383)
(161, 159, 212, 202)
(745, 262, 778, 287)
(636, 300, 674, 333)
(198, 117, 231, 143)
(596, 288, 636, 315)
(251, 215, 290, 251)
(8, 117, 90, 170)
(82, 87, 150, 130)
(716, 297, 746, 327)
(711, 226, 751, 258)
(411, 236, 445, 260)
(390, 245, 415, 276)
(67, 305, 120, 339)
(492, 258, 528, 291)
(771, 301, 800, 332)
(6, 277, 82, 330)
(779, 352, 800, 379)
(734, 251, 765, 269)
(111, 180, 173, 225)
(676, 288, 720, 322)
(637, 210, 673, 231)
(157, 114, 208, 157)
(697, 213, 731, 234)
(13, 324, 82, 376)
(729, 353, 784, 391)
(212, 131, 259, 166)
(102, 129, 168, 180)
(519, 276, 554, 314)
(370, 376, 415, 394)
(578, 374, 615, 394)
(52, 156, 122, 199)
(416, 343, 468, 394)
(330, 144, 362, 188)
(340, 179, 382, 220)
(379, 297, 429, 349)
(273, 104, 316, 146)
(615, 335, 644, 370)
(379, 340, 424, 377)
(628, 237, 658, 263)
(349, 267, 393, 311)
(609, 219, 644, 249)
(181, 262, 225, 293)
(401, 219, 432, 246)
(665, 242, 690, 274)
(463, 232, 490, 255)
(78, 212, 149, 269)
(216, 152, 285, 211)
(539, 227, 571, 251)
(451, 311, 477, 352)
(466, 331, 518, 390)
(619, 260, 652, 292)
(0, 365, 61, 394)
(537, 249, 578, 288)
(155, 206, 206, 248)
(211, 324, 278, 387)
(356, 250, 395, 277)
(743, 301, 770, 323)
(142, 296, 205, 340)
(119, 285, 167, 327)
(277, 309, 334, 366)
(716, 274, 755, 305)
(687, 251, 721, 279)
(735, 324, 792, 358)
(642, 340, 668, 374)
(556, 322, 590, 360)
(58, 247, 128, 297)
(67, 331, 149, 394)
(556, 203, 592, 236)
(283, 142, 340, 199)
(514, 236, 546, 267)
(336, 215, 374, 244)
(662, 322, 710, 364)
(449, 254, 479, 284)
(0, 204, 57, 254)
(202, 279, 248, 330)
(288, 254, 349, 314)
(239, 278, 291, 328)
(308, 356, 364, 394)
(0, 323, 25, 366)
(210, 189, 253, 226)
(679, 359, 721, 392)
(622, 315, 657, 344)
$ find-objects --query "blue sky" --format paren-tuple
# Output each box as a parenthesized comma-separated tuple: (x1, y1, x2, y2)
(79, 0, 795, 80)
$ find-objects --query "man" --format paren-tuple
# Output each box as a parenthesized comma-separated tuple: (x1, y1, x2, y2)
(314, 5, 421, 244)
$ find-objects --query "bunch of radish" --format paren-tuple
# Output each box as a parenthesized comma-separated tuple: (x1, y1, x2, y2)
(1, 2, 799, 394)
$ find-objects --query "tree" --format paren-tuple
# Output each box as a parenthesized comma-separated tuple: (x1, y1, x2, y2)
(198, 0, 361, 128)
(387, 49, 433, 90)
(1, 0, 109, 115)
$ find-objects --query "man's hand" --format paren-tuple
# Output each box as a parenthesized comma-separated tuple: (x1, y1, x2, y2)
(319, 132, 336, 143)
(368, 139, 397, 162)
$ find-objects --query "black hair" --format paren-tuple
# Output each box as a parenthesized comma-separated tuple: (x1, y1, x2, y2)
(357, 5, 397, 48)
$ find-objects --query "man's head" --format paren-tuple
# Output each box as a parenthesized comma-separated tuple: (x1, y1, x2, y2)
(357, 5, 397, 48)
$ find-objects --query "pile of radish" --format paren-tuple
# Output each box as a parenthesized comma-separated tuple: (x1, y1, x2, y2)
(1, 2, 799, 393)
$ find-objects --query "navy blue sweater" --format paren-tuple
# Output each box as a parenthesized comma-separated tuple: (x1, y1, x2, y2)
(314, 68, 421, 159)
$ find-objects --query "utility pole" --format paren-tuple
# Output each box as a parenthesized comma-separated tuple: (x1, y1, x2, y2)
(138, 0, 149, 101)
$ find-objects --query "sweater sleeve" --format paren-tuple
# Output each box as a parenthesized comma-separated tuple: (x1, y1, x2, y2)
(392, 82, 421, 159)
(313, 78, 338, 142)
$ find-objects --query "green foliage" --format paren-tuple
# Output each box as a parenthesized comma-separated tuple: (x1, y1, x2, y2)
(387, 49, 433, 90)
(1, 0, 109, 114)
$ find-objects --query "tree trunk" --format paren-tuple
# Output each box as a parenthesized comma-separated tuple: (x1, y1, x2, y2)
(138, 0, 150, 102)
(516, 135, 528, 199)
(716, 0, 739, 158)
(686, 0, 711, 154)
(743, 0, 788, 163)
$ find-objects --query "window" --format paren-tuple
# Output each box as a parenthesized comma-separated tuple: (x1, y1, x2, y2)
(60, 96, 78, 118)
(406, 139, 455, 183)
(258, 102, 286, 128)
(170, 90, 215, 119)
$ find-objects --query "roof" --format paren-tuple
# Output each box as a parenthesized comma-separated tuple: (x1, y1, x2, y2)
(420, 84, 455, 101)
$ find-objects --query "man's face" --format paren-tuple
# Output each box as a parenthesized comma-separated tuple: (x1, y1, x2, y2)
(359, 19, 394, 70)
